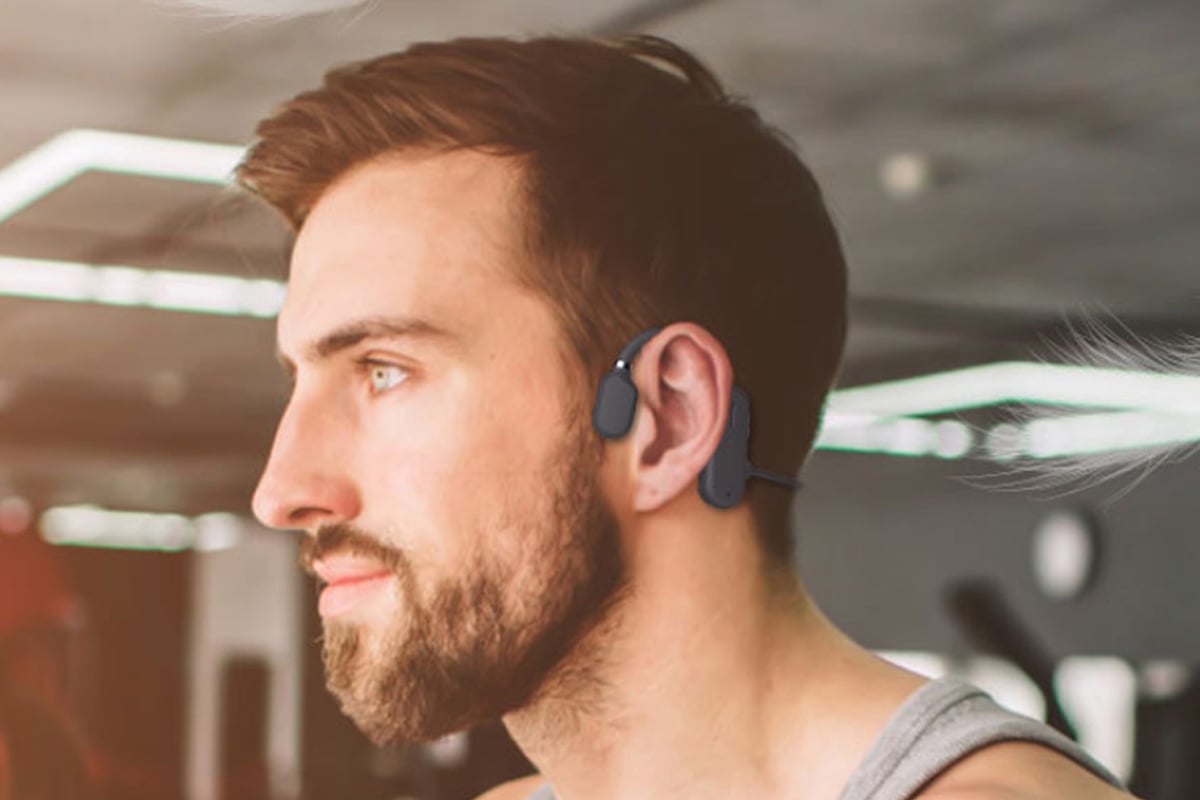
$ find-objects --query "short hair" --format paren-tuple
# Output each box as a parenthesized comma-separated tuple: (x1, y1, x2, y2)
(236, 35, 848, 566)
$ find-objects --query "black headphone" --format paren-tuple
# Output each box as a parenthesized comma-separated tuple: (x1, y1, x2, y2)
(591, 326, 802, 510)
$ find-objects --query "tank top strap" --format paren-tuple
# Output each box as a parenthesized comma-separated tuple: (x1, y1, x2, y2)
(524, 677, 1124, 800)
(524, 781, 556, 800)
(835, 677, 1124, 800)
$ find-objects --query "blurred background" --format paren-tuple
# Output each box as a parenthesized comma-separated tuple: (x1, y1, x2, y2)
(1, 0, 1198, 798)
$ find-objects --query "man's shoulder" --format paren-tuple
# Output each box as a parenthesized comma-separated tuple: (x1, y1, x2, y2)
(465, 741, 1141, 800)
(472, 773, 546, 800)
(915, 741, 1138, 800)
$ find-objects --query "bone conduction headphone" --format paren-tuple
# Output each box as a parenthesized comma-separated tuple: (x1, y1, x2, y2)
(591, 326, 803, 510)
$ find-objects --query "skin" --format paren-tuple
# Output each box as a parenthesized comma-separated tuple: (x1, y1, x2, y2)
(252, 149, 1137, 800)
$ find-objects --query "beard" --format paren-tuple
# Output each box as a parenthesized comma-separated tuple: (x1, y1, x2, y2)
(299, 409, 627, 744)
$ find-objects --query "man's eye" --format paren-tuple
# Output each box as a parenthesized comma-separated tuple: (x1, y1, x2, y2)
(365, 363, 408, 394)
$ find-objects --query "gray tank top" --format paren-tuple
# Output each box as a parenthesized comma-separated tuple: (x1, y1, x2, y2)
(524, 676, 1125, 800)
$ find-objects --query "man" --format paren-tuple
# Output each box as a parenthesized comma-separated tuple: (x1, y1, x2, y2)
(244, 35, 1134, 800)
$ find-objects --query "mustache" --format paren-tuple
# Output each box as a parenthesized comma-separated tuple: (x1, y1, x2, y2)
(298, 523, 407, 578)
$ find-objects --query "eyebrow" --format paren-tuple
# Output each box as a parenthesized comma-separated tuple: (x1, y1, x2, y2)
(276, 315, 464, 376)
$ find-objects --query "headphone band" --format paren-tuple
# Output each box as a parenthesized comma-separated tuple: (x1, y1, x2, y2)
(614, 326, 661, 371)
(594, 325, 802, 509)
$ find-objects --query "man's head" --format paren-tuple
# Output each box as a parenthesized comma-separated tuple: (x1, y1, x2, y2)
(243, 35, 847, 742)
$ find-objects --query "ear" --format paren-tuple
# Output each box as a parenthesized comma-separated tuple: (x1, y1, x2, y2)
(626, 323, 733, 513)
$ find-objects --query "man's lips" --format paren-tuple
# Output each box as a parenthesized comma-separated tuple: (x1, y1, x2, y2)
(312, 554, 393, 585)
(312, 555, 395, 618)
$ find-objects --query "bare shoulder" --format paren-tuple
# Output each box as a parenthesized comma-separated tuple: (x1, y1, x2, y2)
(916, 741, 1139, 800)
(472, 773, 546, 800)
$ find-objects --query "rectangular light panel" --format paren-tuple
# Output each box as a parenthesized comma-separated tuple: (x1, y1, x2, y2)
(0, 255, 284, 317)
(828, 361, 1200, 417)
(0, 128, 245, 224)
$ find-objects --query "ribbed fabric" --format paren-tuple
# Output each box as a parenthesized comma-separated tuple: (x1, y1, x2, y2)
(834, 677, 1124, 800)
(524, 677, 1125, 800)
(525, 784, 556, 800)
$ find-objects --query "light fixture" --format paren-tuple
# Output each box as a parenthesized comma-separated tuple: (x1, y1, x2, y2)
(1031, 510, 1100, 601)
(0, 255, 284, 317)
(828, 361, 1200, 417)
(42, 505, 193, 551)
(0, 128, 244, 224)
(879, 152, 934, 200)
(1018, 410, 1200, 458)
(0, 130, 276, 317)
(163, 0, 372, 17)
(821, 366, 1200, 460)
(40, 505, 246, 552)
(815, 417, 974, 459)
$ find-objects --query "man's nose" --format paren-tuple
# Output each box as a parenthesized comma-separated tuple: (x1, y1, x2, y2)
(251, 393, 361, 532)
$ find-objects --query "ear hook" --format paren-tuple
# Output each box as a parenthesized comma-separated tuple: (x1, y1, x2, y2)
(591, 327, 661, 440)
(592, 325, 802, 510)
(613, 327, 662, 372)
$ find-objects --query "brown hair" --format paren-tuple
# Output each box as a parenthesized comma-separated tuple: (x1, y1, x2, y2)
(236, 35, 847, 566)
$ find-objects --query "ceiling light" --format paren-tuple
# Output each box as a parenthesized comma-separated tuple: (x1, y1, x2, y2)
(828, 362, 1200, 417)
(815, 416, 975, 459)
(821, 366, 1200, 461)
(42, 505, 193, 551)
(984, 423, 1024, 462)
(0, 129, 244, 224)
(0, 255, 284, 317)
(1002, 410, 1200, 459)
(163, 0, 372, 16)
(193, 513, 245, 552)
(880, 152, 933, 199)
(40, 505, 246, 552)
(1032, 510, 1099, 601)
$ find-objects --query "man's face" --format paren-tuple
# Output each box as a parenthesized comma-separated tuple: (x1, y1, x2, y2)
(252, 150, 626, 743)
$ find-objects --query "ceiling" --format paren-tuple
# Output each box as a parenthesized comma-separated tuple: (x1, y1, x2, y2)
(1, 0, 1198, 515)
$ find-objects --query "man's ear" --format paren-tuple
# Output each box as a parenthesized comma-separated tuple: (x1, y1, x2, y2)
(626, 323, 733, 513)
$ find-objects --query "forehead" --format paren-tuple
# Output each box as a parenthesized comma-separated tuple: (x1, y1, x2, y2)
(279, 150, 531, 352)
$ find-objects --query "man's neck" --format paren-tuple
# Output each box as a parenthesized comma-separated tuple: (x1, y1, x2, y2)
(501, 521, 926, 800)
